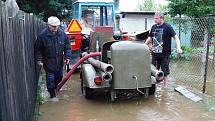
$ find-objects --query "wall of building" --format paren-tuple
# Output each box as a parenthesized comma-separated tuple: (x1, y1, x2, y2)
(120, 14, 154, 35)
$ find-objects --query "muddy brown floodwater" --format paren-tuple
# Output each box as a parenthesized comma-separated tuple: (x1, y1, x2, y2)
(39, 73, 215, 121)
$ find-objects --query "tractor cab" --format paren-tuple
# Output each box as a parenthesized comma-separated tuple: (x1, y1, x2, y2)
(73, 0, 117, 33)
(66, 0, 126, 71)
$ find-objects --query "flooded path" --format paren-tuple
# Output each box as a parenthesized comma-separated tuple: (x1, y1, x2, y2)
(39, 74, 215, 121)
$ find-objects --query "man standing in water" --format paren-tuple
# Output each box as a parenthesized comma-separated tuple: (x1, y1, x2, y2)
(35, 16, 71, 101)
(145, 12, 182, 86)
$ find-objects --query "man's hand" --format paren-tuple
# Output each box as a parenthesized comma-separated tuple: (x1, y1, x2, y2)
(145, 37, 153, 49)
(174, 35, 183, 54)
(177, 48, 183, 54)
(65, 59, 70, 65)
(37, 61, 43, 67)
(145, 37, 152, 45)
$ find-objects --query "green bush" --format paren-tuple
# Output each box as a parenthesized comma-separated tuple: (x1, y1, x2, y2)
(171, 45, 192, 61)
(192, 46, 214, 55)
(171, 45, 215, 61)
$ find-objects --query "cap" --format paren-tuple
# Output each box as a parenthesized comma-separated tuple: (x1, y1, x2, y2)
(47, 16, 60, 26)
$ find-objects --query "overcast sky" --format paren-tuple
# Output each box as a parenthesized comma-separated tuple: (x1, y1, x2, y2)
(119, 0, 169, 11)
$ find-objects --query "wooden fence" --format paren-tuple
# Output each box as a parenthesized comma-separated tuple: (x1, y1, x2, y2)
(0, 2, 45, 121)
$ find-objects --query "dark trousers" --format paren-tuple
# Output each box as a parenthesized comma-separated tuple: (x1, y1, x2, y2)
(46, 69, 63, 98)
(152, 56, 170, 77)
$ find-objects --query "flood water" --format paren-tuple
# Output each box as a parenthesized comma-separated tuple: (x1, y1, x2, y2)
(39, 73, 215, 121)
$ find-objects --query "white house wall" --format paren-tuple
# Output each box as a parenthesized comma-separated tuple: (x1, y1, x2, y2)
(120, 14, 154, 35)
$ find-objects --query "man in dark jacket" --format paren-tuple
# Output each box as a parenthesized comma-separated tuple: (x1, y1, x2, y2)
(35, 16, 71, 101)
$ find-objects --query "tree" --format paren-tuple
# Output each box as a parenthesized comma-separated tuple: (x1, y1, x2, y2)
(168, 0, 215, 17)
(137, 0, 168, 13)
(168, 0, 187, 18)
(157, 4, 169, 13)
(137, 0, 155, 11)
(15, 0, 73, 21)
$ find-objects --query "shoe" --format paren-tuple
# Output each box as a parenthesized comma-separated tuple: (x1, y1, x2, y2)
(49, 97, 59, 102)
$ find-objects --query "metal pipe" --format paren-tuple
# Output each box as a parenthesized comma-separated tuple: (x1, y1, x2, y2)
(132, 75, 144, 95)
(203, 15, 214, 93)
(100, 71, 112, 82)
(87, 57, 114, 74)
(104, 6, 108, 26)
(151, 64, 164, 81)
(100, 6, 104, 26)
(82, 52, 114, 74)
(55, 52, 101, 92)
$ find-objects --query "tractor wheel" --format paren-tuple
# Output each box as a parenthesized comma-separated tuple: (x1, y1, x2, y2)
(83, 87, 94, 99)
(149, 84, 156, 95)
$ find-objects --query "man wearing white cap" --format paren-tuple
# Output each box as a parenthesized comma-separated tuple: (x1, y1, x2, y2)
(35, 16, 71, 102)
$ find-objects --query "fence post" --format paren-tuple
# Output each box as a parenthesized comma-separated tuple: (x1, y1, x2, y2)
(203, 15, 214, 93)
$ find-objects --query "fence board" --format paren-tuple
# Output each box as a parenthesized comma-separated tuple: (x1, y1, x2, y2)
(0, 3, 45, 121)
(0, 3, 7, 121)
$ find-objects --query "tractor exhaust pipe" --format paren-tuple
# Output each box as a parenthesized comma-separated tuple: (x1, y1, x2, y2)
(100, 71, 112, 82)
(151, 64, 164, 82)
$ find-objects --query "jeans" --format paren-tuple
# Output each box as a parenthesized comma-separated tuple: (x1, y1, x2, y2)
(46, 69, 63, 98)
